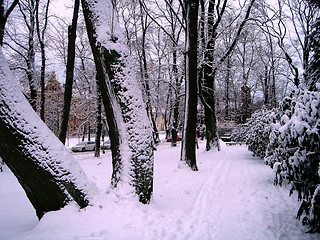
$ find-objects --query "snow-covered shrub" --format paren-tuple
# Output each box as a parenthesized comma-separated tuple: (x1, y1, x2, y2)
(230, 123, 249, 143)
(265, 89, 320, 232)
(231, 108, 278, 159)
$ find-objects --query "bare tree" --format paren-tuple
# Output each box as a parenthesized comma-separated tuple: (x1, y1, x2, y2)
(179, 0, 199, 171)
(199, 0, 256, 151)
(59, 0, 80, 144)
(36, 0, 50, 121)
(256, 0, 319, 89)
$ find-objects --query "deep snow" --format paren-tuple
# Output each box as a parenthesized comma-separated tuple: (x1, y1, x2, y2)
(1, 138, 319, 240)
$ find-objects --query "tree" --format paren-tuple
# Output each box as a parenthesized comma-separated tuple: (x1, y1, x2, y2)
(256, 0, 319, 89)
(179, 0, 199, 171)
(137, 0, 160, 144)
(199, 0, 256, 151)
(81, 0, 154, 203)
(59, 0, 80, 144)
(136, 0, 185, 146)
(18, 0, 38, 110)
(94, 84, 103, 158)
(35, 0, 50, 121)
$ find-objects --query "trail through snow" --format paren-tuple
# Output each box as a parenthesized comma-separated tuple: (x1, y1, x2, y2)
(0, 140, 319, 240)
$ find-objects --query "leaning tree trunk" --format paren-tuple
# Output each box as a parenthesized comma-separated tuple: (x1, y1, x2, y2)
(81, 0, 154, 203)
(0, 50, 95, 219)
(180, 0, 199, 171)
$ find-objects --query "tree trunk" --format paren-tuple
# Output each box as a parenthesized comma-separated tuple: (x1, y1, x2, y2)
(0, 50, 94, 219)
(171, 50, 181, 147)
(88, 123, 91, 141)
(94, 85, 102, 158)
(180, 0, 199, 171)
(59, 0, 80, 144)
(39, 42, 46, 121)
(23, 0, 38, 111)
(202, 63, 219, 151)
(82, 123, 86, 142)
(263, 65, 269, 106)
(139, 1, 160, 144)
(225, 56, 231, 120)
(81, 0, 154, 203)
(198, 0, 225, 151)
(35, 0, 50, 122)
(200, 0, 255, 150)
(239, 84, 251, 123)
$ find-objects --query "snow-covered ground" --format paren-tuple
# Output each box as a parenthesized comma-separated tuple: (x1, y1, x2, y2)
(1, 138, 319, 240)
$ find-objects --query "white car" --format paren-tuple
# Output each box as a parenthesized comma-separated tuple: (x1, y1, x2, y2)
(71, 141, 96, 152)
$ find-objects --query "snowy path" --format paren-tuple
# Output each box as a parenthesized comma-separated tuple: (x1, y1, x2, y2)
(145, 144, 317, 240)
(0, 141, 319, 240)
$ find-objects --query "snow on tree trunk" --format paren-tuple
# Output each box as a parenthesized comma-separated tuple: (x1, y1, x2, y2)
(81, 0, 154, 203)
(0, 50, 96, 219)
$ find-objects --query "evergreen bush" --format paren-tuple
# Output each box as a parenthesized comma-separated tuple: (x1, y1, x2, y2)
(265, 89, 320, 232)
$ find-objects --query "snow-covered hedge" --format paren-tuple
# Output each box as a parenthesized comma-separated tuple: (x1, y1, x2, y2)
(265, 89, 320, 232)
(232, 88, 320, 232)
(231, 108, 278, 158)
(230, 123, 249, 143)
(246, 108, 278, 158)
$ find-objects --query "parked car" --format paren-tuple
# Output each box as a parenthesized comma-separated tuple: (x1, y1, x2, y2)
(71, 141, 96, 152)
(101, 140, 111, 150)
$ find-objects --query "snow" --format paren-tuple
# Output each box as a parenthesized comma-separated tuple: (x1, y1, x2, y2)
(1, 138, 319, 240)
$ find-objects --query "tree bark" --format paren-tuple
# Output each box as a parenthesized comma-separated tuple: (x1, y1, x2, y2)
(0, 50, 94, 219)
(180, 0, 199, 171)
(59, 0, 80, 144)
(171, 50, 182, 147)
(81, 0, 154, 203)
(225, 56, 231, 120)
(94, 84, 102, 158)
